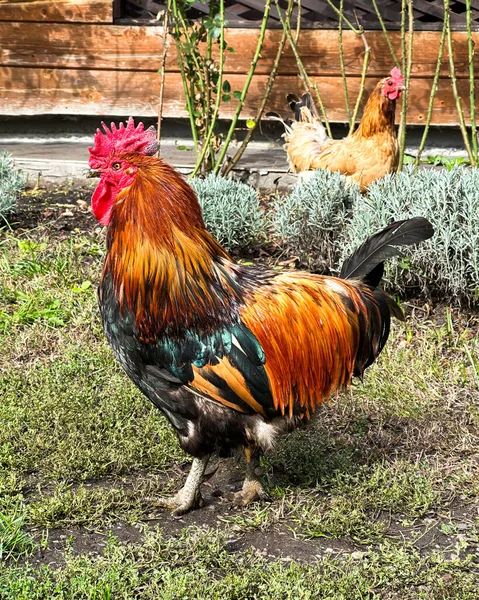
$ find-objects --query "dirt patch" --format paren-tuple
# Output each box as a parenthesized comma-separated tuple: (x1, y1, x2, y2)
(24, 519, 351, 571)
(21, 454, 479, 569)
(8, 187, 97, 237)
(25, 489, 479, 570)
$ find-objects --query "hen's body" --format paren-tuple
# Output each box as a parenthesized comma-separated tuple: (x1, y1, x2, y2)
(285, 76, 401, 192)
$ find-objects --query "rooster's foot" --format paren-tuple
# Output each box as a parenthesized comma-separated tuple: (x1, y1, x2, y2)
(228, 479, 271, 506)
(152, 455, 210, 516)
(228, 447, 271, 506)
(154, 489, 205, 517)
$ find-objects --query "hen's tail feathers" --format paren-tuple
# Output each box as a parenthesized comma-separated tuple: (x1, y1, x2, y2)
(287, 93, 320, 122)
(265, 111, 293, 136)
(340, 217, 434, 288)
(283, 93, 330, 170)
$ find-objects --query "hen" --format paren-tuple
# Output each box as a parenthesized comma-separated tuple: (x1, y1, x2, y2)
(284, 67, 404, 192)
(88, 118, 433, 515)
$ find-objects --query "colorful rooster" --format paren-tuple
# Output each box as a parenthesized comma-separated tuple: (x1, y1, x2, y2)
(88, 118, 433, 515)
(284, 67, 405, 191)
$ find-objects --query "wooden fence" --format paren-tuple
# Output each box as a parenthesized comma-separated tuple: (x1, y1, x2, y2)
(0, 0, 478, 125)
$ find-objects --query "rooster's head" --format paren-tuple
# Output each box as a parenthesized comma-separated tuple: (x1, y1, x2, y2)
(88, 118, 158, 225)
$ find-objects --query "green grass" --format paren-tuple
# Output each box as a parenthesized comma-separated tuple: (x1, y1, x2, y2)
(0, 504, 34, 561)
(1, 225, 478, 596)
(0, 528, 477, 599)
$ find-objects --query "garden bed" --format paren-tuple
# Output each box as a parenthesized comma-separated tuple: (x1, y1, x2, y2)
(1, 181, 479, 596)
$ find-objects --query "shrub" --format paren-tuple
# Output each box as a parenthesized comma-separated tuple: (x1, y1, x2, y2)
(271, 170, 360, 271)
(191, 175, 266, 251)
(0, 153, 25, 219)
(343, 166, 479, 300)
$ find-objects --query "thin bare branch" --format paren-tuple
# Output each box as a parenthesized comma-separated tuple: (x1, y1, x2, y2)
(349, 20, 370, 133)
(444, 0, 475, 163)
(415, 18, 447, 165)
(338, 0, 351, 127)
(156, 6, 170, 153)
(397, 0, 413, 170)
(223, 0, 294, 176)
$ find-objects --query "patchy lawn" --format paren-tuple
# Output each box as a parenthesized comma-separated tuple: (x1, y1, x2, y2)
(0, 189, 478, 598)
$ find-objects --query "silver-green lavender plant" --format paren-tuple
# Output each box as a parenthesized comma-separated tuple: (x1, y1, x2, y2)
(191, 175, 266, 251)
(0, 153, 25, 220)
(343, 166, 479, 300)
(271, 171, 360, 269)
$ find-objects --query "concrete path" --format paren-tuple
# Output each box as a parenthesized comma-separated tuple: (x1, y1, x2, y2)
(1, 120, 469, 191)
(2, 138, 298, 190)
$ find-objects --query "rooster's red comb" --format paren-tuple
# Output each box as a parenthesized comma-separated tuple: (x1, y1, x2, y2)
(390, 67, 404, 86)
(89, 117, 158, 168)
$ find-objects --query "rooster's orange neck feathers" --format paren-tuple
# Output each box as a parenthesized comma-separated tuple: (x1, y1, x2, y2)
(102, 155, 239, 342)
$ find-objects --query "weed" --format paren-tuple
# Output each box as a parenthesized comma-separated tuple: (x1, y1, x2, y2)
(0, 504, 34, 561)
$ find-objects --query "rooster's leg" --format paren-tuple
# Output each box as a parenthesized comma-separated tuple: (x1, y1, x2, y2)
(228, 447, 271, 506)
(155, 454, 210, 516)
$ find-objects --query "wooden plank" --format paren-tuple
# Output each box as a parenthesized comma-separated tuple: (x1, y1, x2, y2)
(0, 0, 113, 23)
(1, 24, 477, 78)
(288, 30, 479, 78)
(0, 23, 165, 70)
(0, 67, 473, 126)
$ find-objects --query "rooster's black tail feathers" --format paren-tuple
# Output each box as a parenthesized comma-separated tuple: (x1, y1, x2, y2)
(340, 218, 434, 288)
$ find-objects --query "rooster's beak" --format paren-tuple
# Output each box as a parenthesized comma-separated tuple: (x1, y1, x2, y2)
(87, 169, 101, 178)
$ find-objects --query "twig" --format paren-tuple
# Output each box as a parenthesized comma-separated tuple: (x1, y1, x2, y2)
(323, 0, 361, 33)
(371, 0, 400, 66)
(172, 1, 210, 155)
(338, 0, 352, 127)
(192, 0, 226, 176)
(175, 7, 205, 94)
(397, 0, 413, 171)
(275, 0, 332, 137)
(349, 20, 370, 133)
(295, 0, 302, 42)
(223, 0, 294, 176)
(415, 17, 447, 165)
(466, 0, 478, 163)
(203, 4, 214, 170)
(444, 0, 475, 163)
(213, 0, 272, 173)
(156, 5, 170, 153)
(171, 0, 199, 153)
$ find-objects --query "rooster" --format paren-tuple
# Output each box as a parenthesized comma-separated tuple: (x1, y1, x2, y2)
(88, 118, 433, 515)
(284, 67, 404, 192)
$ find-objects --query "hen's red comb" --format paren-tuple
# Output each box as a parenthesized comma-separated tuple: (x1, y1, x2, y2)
(390, 66, 404, 86)
(89, 117, 158, 168)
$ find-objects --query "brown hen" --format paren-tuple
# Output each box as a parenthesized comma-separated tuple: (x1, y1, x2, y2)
(285, 67, 404, 192)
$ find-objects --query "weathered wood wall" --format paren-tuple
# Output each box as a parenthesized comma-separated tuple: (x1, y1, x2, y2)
(1, 0, 477, 125)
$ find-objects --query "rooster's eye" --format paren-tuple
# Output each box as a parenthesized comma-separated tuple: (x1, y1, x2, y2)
(387, 81, 393, 86)
(112, 162, 121, 171)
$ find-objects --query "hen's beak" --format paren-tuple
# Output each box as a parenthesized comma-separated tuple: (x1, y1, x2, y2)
(87, 169, 101, 178)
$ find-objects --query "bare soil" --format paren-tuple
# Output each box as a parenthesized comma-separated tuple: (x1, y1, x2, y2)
(10, 188, 97, 237)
